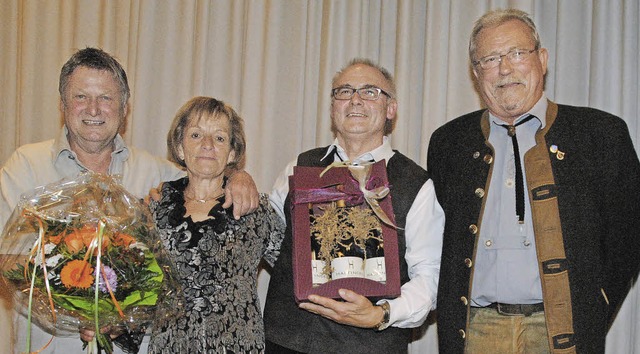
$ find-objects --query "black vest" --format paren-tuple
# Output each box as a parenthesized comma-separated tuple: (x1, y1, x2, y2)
(264, 147, 429, 354)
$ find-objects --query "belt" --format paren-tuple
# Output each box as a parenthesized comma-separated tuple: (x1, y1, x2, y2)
(486, 302, 544, 317)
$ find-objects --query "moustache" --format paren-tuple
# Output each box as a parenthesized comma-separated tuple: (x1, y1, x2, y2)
(495, 79, 526, 89)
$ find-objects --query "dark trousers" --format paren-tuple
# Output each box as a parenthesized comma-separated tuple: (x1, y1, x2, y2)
(265, 340, 306, 354)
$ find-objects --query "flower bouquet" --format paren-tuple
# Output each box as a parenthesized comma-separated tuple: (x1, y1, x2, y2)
(0, 173, 182, 353)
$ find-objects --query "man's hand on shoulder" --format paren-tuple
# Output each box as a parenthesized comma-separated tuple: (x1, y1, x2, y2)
(144, 182, 164, 205)
(223, 170, 259, 219)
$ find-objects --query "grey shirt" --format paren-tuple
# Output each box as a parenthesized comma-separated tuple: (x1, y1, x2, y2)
(471, 97, 548, 307)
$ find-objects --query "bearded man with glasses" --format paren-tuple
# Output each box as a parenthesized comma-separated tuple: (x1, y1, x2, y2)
(428, 8, 640, 354)
(263, 58, 444, 354)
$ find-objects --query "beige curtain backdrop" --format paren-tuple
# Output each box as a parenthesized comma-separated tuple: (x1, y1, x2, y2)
(1, 0, 638, 353)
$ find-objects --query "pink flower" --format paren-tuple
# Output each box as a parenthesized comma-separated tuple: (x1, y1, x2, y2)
(98, 265, 118, 293)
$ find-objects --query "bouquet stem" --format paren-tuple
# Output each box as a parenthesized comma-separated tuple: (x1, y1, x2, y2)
(91, 220, 113, 354)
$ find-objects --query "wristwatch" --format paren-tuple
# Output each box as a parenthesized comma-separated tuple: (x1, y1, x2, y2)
(374, 301, 391, 331)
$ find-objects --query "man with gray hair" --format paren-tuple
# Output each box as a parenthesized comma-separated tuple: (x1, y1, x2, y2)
(264, 58, 444, 353)
(428, 9, 640, 353)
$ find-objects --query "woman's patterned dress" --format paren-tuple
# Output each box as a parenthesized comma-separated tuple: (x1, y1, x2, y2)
(148, 178, 284, 353)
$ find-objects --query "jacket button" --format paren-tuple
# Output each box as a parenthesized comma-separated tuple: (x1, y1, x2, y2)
(483, 154, 493, 164)
(468, 224, 478, 234)
(459, 329, 466, 338)
(475, 188, 485, 198)
(464, 258, 473, 268)
(460, 296, 468, 305)
(473, 151, 480, 159)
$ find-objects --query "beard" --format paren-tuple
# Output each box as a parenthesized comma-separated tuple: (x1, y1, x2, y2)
(491, 81, 529, 113)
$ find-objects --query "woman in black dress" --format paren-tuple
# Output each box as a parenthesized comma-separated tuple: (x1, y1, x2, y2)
(148, 96, 284, 353)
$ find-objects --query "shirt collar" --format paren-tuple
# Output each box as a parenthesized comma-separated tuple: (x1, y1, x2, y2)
(488, 94, 548, 128)
(320, 136, 394, 164)
(53, 125, 129, 162)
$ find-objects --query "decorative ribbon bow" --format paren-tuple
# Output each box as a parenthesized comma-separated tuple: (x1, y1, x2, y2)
(292, 161, 397, 228)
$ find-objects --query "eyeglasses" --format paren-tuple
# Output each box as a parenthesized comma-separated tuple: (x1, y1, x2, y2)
(331, 86, 390, 101)
(473, 48, 538, 70)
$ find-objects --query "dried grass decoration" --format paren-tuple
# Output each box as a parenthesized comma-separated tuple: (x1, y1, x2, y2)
(308, 161, 396, 284)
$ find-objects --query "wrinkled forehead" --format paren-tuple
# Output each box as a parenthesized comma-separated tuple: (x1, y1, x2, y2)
(475, 20, 536, 56)
(66, 67, 121, 90)
(333, 64, 392, 92)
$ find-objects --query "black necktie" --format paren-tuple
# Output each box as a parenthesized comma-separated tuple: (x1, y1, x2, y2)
(500, 115, 535, 224)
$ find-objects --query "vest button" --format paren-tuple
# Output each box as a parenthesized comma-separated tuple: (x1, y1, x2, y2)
(459, 329, 466, 338)
(475, 188, 485, 198)
(460, 296, 468, 305)
(473, 151, 480, 159)
(483, 154, 493, 164)
(464, 258, 473, 268)
(468, 224, 478, 234)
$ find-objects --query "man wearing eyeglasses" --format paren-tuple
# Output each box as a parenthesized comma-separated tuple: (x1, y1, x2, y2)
(428, 9, 640, 354)
(263, 59, 444, 353)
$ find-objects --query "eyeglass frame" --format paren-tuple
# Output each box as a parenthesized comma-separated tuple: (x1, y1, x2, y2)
(473, 48, 538, 70)
(331, 85, 392, 101)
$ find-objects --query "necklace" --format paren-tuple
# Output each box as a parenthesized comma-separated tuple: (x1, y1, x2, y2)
(184, 191, 225, 204)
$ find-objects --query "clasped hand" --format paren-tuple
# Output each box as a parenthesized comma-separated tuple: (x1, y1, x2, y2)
(79, 325, 124, 343)
(298, 288, 384, 329)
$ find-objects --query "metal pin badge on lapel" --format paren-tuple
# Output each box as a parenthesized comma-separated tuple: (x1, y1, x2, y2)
(549, 145, 565, 160)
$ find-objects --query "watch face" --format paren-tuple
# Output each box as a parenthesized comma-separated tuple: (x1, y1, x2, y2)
(375, 302, 390, 330)
(382, 302, 390, 322)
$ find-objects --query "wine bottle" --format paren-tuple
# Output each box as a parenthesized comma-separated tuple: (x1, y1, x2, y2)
(364, 226, 386, 283)
(331, 200, 365, 280)
(309, 203, 329, 285)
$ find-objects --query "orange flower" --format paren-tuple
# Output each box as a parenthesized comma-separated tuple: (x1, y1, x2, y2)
(63, 231, 85, 254)
(65, 225, 111, 253)
(47, 234, 63, 245)
(60, 260, 95, 289)
(78, 225, 99, 247)
(113, 233, 135, 248)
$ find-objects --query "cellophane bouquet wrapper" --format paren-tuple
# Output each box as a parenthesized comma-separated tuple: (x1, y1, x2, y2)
(0, 173, 183, 346)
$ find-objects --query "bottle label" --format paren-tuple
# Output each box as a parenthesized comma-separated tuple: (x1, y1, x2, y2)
(364, 256, 386, 282)
(331, 256, 364, 279)
(311, 260, 329, 285)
